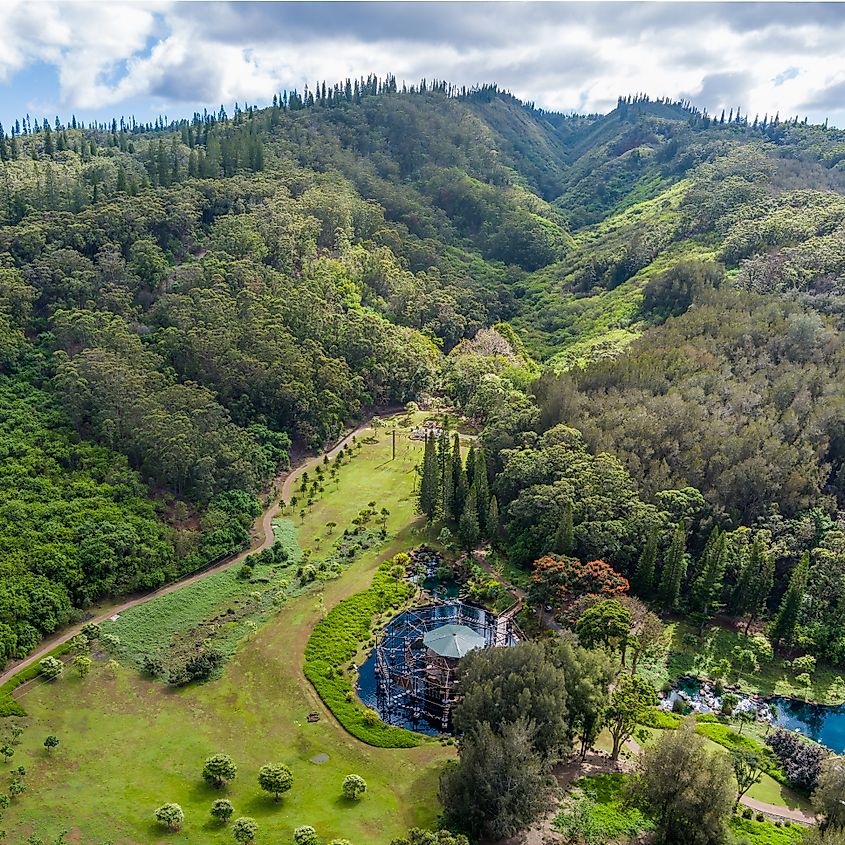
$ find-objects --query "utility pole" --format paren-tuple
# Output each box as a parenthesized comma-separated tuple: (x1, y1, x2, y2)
(392, 428, 396, 460)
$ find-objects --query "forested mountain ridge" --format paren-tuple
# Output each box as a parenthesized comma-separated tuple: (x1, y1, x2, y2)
(5, 78, 845, 663)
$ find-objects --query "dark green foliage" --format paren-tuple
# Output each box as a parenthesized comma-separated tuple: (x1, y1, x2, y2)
(770, 553, 810, 647)
(657, 522, 687, 611)
(765, 728, 825, 791)
(440, 718, 552, 841)
(626, 720, 736, 845)
(634, 528, 658, 597)
(453, 638, 612, 763)
(732, 537, 774, 633)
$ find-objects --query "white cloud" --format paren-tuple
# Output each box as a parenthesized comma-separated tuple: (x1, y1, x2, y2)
(2, 1, 845, 125)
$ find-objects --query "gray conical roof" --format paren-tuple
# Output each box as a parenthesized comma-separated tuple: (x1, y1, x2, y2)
(423, 624, 486, 659)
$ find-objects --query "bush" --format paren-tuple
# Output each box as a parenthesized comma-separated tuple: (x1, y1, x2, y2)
(294, 826, 319, 845)
(766, 729, 826, 791)
(342, 773, 367, 800)
(210, 798, 234, 822)
(303, 557, 422, 748)
(743, 807, 753, 819)
(638, 708, 682, 729)
(142, 654, 165, 678)
(232, 816, 258, 843)
(38, 656, 63, 680)
(154, 803, 184, 831)
(202, 753, 237, 788)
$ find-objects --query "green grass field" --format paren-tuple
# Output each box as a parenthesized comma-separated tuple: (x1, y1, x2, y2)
(641, 619, 845, 706)
(1, 424, 451, 844)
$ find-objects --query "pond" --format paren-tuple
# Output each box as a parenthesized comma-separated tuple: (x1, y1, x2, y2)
(665, 676, 845, 752)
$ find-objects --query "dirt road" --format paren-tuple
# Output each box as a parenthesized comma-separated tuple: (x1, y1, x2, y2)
(0, 419, 375, 689)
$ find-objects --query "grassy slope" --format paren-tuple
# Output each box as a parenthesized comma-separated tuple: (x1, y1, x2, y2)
(645, 620, 845, 706)
(2, 425, 450, 844)
(511, 180, 716, 368)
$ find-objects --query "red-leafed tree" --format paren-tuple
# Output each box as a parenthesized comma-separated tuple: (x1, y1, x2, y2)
(528, 554, 629, 612)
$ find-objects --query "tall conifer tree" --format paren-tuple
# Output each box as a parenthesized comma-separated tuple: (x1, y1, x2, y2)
(634, 528, 659, 597)
(769, 552, 809, 647)
(657, 521, 687, 611)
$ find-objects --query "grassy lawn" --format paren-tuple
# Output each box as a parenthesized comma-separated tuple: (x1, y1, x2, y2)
(623, 721, 811, 812)
(2, 425, 451, 844)
(650, 620, 845, 706)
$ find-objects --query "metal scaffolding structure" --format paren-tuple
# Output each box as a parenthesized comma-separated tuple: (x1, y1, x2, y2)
(373, 601, 520, 733)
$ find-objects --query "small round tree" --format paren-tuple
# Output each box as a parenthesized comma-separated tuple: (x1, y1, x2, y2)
(232, 816, 258, 844)
(210, 798, 234, 823)
(73, 655, 92, 677)
(203, 754, 237, 788)
(39, 656, 63, 680)
(294, 826, 319, 845)
(257, 763, 293, 801)
(342, 774, 367, 800)
(43, 735, 59, 753)
(154, 802, 184, 832)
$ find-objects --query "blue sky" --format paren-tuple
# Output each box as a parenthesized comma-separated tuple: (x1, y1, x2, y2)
(2, 2, 845, 128)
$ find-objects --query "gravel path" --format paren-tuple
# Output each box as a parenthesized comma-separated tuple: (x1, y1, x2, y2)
(0, 419, 375, 689)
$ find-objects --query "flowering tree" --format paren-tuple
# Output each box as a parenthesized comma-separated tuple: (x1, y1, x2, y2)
(528, 555, 629, 612)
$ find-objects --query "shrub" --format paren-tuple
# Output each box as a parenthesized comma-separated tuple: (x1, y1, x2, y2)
(258, 763, 293, 801)
(203, 753, 237, 788)
(303, 558, 421, 748)
(232, 816, 258, 843)
(342, 774, 367, 800)
(766, 729, 826, 791)
(142, 654, 165, 678)
(154, 803, 184, 831)
(791, 655, 816, 674)
(38, 656, 63, 680)
(362, 709, 379, 727)
(100, 633, 121, 652)
(742, 807, 753, 819)
(72, 655, 92, 677)
(210, 798, 234, 823)
(638, 708, 682, 729)
(237, 564, 253, 581)
(294, 825, 320, 845)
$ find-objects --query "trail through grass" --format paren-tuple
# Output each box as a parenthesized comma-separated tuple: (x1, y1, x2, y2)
(2, 424, 450, 844)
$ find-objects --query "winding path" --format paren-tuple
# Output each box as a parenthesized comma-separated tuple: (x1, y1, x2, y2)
(622, 737, 816, 825)
(0, 418, 376, 689)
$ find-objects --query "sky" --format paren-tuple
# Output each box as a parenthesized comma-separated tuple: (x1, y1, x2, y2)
(2, 1, 845, 128)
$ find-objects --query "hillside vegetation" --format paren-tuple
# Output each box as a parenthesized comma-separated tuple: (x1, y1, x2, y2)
(5, 79, 845, 660)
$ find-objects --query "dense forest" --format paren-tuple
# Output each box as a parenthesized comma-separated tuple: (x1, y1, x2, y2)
(5, 76, 845, 665)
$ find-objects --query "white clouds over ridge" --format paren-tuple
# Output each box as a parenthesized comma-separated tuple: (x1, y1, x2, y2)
(2, 1, 845, 125)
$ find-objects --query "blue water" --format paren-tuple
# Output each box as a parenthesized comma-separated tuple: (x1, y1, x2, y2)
(669, 677, 845, 752)
(772, 696, 845, 752)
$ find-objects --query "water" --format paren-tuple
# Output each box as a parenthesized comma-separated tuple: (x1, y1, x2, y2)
(666, 676, 845, 752)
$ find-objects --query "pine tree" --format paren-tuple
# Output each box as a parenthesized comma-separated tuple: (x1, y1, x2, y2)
(634, 527, 659, 597)
(769, 552, 809, 647)
(459, 486, 480, 551)
(418, 432, 439, 520)
(465, 443, 476, 490)
(438, 433, 453, 522)
(688, 526, 720, 588)
(473, 447, 489, 531)
(691, 530, 729, 621)
(657, 521, 687, 611)
(486, 495, 500, 543)
(732, 536, 774, 633)
(554, 502, 575, 555)
(450, 433, 467, 522)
